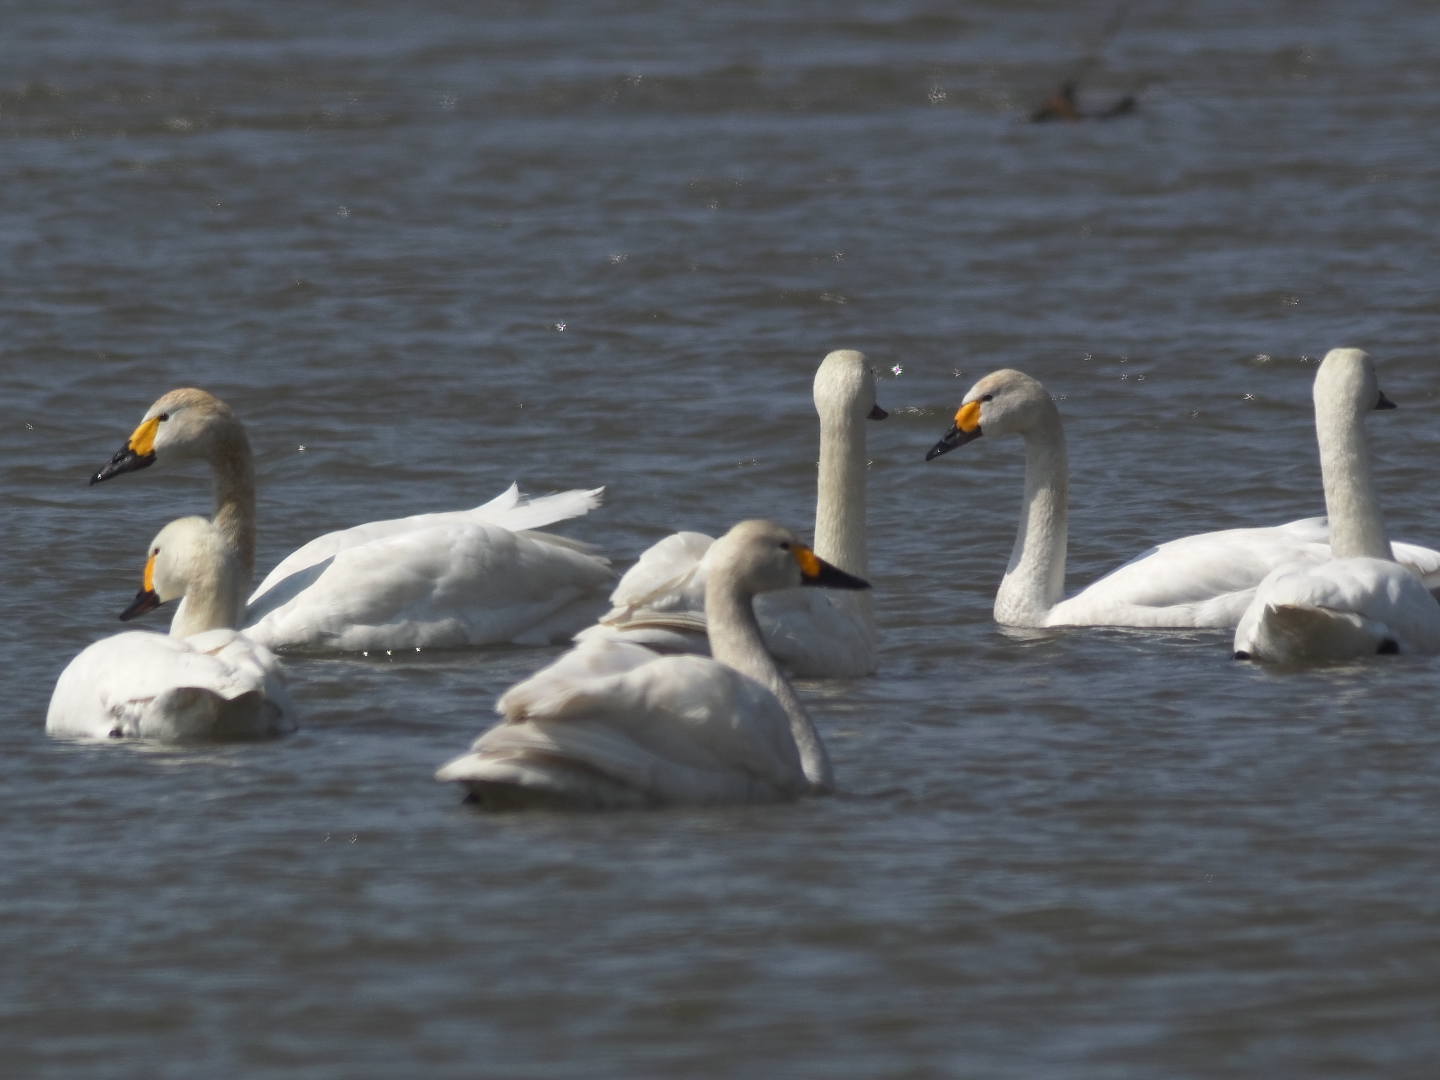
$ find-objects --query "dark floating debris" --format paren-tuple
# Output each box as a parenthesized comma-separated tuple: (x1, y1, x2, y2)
(1027, 1, 1144, 123)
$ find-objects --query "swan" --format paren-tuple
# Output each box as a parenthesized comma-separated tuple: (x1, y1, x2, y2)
(1233, 349, 1440, 662)
(577, 349, 886, 677)
(435, 519, 871, 810)
(47, 516, 296, 741)
(925, 365, 1440, 628)
(89, 388, 614, 652)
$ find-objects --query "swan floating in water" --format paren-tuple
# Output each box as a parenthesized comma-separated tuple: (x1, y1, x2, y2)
(1233, 349, 1440, 662)
(47, 516, 296, 741)
(578, 349, 885, 677)
(90, 388, 614, 652)
(925, 366, 1440, 628)
(436, 519, 871, 810)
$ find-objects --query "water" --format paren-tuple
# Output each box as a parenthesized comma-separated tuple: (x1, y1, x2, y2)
(6, 1, 1440, 1076)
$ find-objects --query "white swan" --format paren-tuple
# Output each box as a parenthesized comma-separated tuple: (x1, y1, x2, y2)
(1233, 349, 1440, 662)
(577, 349, 886, 677)
(47, 516, 296, 741)
(90, 388, 614, 652)
(435, 519, 871, 809)
(926, 366, 1440, 628)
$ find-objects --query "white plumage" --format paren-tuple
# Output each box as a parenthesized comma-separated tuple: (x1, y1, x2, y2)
(578, 349, 884, 676)
(90, 388, 613, 653)
(47, 517, 295, 741)
(1233, 348, 1440, 662)
(926, 366, 1440, 629)
(436, 519, 871, 810)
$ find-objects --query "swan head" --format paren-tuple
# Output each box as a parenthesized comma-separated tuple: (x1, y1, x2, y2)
(708, 519, 871, 597)
(119, 516, 236, 623)
(926, 368, 1054, 460)
(92, 388, 240, 485)
(1315, 348, 1395, 416)
(815, 349, 887, 422)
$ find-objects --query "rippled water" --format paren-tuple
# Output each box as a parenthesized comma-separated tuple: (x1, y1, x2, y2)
(7, 1, 1440, 1076)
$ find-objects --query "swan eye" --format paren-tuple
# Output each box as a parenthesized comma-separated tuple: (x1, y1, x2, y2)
(778, 541, 792, 550)
(980, 393, 993, 403)
(157, 412, 170, 422)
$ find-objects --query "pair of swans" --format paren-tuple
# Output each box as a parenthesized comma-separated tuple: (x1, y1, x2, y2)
(51, 387, 614, 741)
(928, 348, 1440, 661)
(436, 519, 870, 809)
(577, 348, 885, 678)
(434, 350, 886, 808)
(47, 517, 296, 740)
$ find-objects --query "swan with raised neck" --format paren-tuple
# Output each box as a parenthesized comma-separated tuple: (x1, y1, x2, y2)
(925, 357, 1433, 629)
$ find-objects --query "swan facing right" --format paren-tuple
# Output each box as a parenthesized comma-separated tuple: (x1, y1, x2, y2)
(1232, 349, 1440, 663)
(435, 519, 870, 811)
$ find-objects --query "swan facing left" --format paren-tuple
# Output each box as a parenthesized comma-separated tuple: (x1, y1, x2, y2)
(435, 519, 871, 811)
(46, 516, 297, 741)
(89, 387, 614, 652)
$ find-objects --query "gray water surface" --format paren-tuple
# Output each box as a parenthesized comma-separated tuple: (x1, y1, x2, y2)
(6, 2, 1440, 1077)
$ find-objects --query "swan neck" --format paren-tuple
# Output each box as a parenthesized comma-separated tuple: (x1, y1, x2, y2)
(995, 416, 1069, 626)
(209, 426, 257, 577)
(169, 561, 247, 639)
(706, 579, 834, 792)
(814, 409, 872, 625)
(1316, 401, 1390, 560)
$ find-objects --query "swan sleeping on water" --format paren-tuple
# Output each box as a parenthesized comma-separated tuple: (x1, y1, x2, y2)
(90, 388, 614, 652)
(578, 349, 886, 677)
(47, 516, 296, 741)
(925, 365, 1440, 629)
(435, 519, 870, 810)
(1232, 349, 1440, 662)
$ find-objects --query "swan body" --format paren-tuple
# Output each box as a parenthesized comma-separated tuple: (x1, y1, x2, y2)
(436, 519, 871, 810)
(1233, 349, 1440, 662)
(47, 517, 295, 741)
(926, 366, 1440, 629)
(91, 388, 613, 653)
(578, 350, 885, 677)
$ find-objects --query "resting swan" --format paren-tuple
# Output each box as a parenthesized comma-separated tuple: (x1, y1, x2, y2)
(577, 349, 886, 677)
(926, 366, 1440, 628)
(90, 388, 614, 652)
(47, 516, 296, 741)
(435, 519, 871, 810)
(1233, 349, 1440, 662)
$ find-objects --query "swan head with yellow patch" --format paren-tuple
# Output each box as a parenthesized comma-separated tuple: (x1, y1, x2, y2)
(925, 368, 1053, 461)
(91, 387, 238, 485)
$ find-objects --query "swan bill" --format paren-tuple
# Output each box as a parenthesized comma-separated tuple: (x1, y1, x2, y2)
(792, 545, 870, 591)
(868, 404, 888, 420)
(91, 442, 156, 484)
(925, 399, 984, 460)
(925, 423, 983, 460)
(119, 587, 162, 621)
(1375, 390, 1396, 411)
(91, 415, 163, 484)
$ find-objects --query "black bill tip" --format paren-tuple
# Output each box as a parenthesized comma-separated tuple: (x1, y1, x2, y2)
(803, 559, 871, 592)
(119, 588, 162, 622)
(91, 445, 156, 485)
(925, 424, 982, 461)
(1375, 390, 1397, 411)
(868, 404, 888, 421)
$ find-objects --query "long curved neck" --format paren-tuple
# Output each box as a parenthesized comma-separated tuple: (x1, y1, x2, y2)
(706, 579, 834, 793)
(814, 407, 871, 625)
(994, 414, 1069, 626)
(169, 562, 246, 639)
(1316, 401, 1390, 560)
(208, 425, 257, 578)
